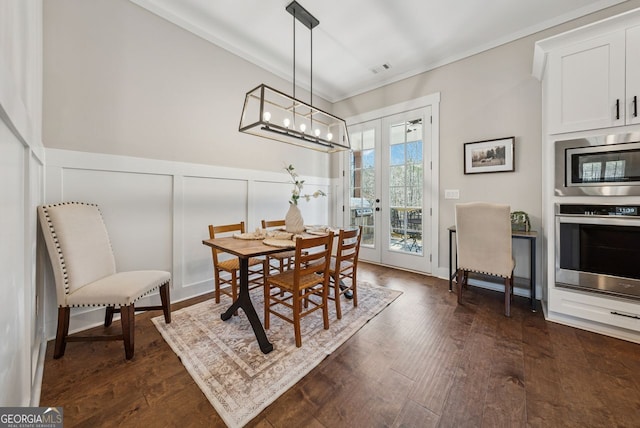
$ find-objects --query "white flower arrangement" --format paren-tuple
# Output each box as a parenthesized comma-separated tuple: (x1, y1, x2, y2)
(285, 164, 326, 205)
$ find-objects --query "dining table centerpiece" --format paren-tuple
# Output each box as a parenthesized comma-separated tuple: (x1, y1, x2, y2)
(284, 164, 326, 233)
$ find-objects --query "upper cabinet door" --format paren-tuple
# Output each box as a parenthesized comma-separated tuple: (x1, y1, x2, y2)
(626, 25, 640, 126)
(547, 32, 625, 134)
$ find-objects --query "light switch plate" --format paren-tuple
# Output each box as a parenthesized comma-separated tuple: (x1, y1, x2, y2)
(445, 189, 460, 200)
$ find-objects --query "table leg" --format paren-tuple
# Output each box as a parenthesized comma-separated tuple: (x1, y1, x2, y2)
(449, 229, 453, 292)
(530, 237, 537, 312)
(221, 257, 274, 354)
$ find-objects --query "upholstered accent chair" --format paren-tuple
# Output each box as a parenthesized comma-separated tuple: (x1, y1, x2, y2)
(264, 233, 334, 347)
(38, 202, 171, 360)
(208, 222, 267, 305)
(455, 202, 515, 316)
(328, 226, 362, 319)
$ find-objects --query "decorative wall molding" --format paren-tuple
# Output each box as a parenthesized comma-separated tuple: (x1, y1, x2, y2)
(43, 148, 331, 338)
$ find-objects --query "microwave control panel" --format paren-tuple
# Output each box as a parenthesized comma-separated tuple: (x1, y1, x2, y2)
(558, 204, 640, 216)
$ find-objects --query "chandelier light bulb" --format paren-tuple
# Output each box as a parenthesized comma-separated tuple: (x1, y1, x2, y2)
(263, 111, 271, 122)
(283, 118, 290, 128)
(314, 129, 321, 137)
(300, 123, 306, 133)
(327, 132, 333, 141)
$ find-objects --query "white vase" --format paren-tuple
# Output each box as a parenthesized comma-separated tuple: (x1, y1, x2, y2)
(285, 204, 305, 233)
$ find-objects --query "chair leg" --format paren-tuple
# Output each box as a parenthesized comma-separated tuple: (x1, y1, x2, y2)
(160, 282, 171, 323)
(293, 290, 302, 347)
(214, 269, 221, 303)
(121, 304, 135, 360)
(352, 272, 358, 308)
(504, 277, 511, 317)
(104, 306, 115, 327)
(54, 307, 70, 359)
(456, 269, 464, 304)
(264, 281, 270, 330)
(334, 276, 343, 319)
(322, 282, 330, 330)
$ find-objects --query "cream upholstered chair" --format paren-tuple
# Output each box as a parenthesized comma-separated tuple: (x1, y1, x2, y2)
(328, 226, 362, 319)
(38, 202, 171, 360)
(455, 202, 515, 316)
(264, 233, 333, 347)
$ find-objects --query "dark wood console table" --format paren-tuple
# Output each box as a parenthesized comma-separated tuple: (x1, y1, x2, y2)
(448, 226, 538, 312)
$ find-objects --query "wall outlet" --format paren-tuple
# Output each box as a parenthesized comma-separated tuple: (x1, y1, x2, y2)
(445, 189, 460, 200)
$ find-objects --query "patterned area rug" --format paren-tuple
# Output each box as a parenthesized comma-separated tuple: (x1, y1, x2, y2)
(152, 281, 401, 428)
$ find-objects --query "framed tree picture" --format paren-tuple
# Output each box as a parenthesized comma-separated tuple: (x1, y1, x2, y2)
(464, 137, 515, 174)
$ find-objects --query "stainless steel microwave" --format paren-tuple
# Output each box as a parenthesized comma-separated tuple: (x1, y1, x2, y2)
(555, 133, 640, 196)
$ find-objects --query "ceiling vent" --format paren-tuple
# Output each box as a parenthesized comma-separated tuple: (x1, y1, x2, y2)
(371, 63, 392, 74)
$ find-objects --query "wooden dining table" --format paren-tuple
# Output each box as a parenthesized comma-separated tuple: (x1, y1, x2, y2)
(202, 236, 297, 354)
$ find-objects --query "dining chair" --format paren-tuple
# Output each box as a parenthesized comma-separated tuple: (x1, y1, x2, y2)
(455, 202, 515, 316)
(261, 219, 295, 274)
(328, 226, 362, 319)
(38, 202, 171, 360)
(208, 222, 267, 305)
(264, 233, 334, 347)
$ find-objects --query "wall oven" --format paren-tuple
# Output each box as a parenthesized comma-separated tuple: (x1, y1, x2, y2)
(555, 133, 640, 196)
(556, 204, 640, 300)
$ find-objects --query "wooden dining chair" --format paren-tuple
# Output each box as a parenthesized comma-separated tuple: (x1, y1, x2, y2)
(38, 202, 171, 360)
(455, 202, 515, 316)
(261, 219, 295, 274)
(328, 226, 362, 319)
(264, 233, 334, 347)
(208, 222, 267, 305)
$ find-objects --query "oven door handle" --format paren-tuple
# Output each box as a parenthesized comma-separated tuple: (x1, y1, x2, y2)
(556, 215, 640, 227)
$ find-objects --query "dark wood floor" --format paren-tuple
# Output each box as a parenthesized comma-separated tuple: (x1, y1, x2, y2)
(40, 262, 640, 427)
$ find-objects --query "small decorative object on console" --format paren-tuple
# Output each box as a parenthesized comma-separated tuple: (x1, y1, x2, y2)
(510, 211, 531, 232)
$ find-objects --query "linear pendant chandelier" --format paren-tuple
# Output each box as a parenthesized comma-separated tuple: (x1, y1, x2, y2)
(238, 1, 350, 153)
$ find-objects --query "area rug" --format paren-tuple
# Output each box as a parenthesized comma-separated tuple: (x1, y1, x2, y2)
(152, 281, 401, 428)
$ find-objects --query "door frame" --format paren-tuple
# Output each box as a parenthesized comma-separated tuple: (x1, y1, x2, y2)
(337, 93, 440, 274)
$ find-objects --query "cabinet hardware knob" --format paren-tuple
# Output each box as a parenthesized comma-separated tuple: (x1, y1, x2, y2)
(616, 99, 620, 120)
(634, 96, 638, 118)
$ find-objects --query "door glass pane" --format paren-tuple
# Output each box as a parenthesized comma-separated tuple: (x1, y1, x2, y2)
(389, 118, 423, 254)
(349, 126, 375, 246)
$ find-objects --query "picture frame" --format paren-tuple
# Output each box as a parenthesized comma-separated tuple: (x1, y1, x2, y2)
(464, 136, 515, 174)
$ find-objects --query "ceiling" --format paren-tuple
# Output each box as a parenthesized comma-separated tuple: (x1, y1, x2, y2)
(129, 0, 628, 102)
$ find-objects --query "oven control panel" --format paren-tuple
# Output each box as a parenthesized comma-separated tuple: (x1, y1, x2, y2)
(558, 204, 640, 216)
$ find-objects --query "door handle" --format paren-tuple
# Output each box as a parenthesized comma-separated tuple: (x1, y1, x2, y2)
(634, 96, 638, 118)
(616, 99, 620, 120)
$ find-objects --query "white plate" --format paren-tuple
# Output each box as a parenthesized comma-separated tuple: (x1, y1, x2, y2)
(262, 238, 295, 248)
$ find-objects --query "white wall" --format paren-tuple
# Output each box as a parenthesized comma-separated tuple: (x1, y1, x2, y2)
(42, 0, 330, 178)
(42, 149, 330, 337)
(0, 0, 45, 407)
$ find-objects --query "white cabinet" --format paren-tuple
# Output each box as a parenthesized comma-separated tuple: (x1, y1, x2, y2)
(626, 25, 640, 125)
(543, 24, 640, 134)
(547, 287, 640, 339)
(547, 32, 624, 133)
(534, 9, 640, 344)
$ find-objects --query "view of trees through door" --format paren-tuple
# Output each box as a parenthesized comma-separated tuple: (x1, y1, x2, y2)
(346, 107, 431, 273)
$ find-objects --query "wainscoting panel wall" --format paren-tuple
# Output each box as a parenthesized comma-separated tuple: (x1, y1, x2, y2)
(62, 168, 174, 272)
(0, 121, 27, 405)
(43, 149, 331, 339)
(181, 175, 249, 289)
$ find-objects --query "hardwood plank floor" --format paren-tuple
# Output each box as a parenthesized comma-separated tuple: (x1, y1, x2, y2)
(40, 262, 640, 427)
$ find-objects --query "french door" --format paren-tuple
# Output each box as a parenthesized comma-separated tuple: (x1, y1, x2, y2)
(346, 107, 432, 273)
